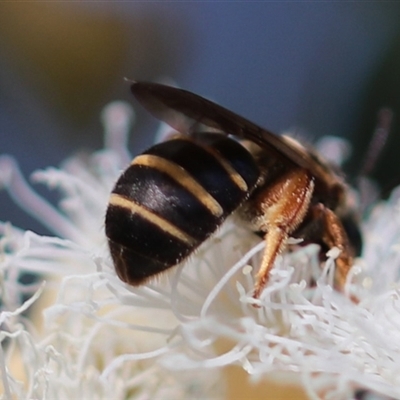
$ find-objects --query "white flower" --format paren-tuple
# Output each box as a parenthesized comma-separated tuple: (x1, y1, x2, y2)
(1, 102, 400, 400)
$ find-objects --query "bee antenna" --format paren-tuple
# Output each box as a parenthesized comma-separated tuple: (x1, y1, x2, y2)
(356, 108, 393, 210)
(358, 107, 392, 177)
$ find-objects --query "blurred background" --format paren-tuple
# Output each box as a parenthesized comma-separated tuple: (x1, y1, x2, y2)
(1, 2, 400, 234)
(1, 4, 400, 398)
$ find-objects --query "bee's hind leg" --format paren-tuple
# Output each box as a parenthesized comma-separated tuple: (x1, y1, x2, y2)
(250, 168, 315, 299)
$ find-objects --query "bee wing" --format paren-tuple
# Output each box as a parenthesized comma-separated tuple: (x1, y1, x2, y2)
(131, 81, 330, 182)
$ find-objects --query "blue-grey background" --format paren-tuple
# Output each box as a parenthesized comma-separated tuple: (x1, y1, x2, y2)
(1, 2, 400, 234)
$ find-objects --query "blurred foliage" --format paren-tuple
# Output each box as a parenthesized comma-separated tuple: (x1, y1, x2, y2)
(0, 4, 186, 133)
(0, 4, 127, 126)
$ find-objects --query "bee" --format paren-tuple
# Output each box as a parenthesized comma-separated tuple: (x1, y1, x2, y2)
(105, 82, 361, 299)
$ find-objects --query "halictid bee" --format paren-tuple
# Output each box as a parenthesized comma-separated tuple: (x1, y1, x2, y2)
(105, 82, 361, 299)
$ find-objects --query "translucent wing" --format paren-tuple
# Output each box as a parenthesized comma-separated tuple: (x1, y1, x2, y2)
(131, 81, 335, 185)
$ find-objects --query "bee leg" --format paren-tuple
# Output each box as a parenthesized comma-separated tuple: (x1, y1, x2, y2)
(312, 203, 354, 292)
(252, 168, 314, 299)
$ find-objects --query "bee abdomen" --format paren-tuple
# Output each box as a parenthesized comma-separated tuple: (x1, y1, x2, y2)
(105, 135, 259, 285)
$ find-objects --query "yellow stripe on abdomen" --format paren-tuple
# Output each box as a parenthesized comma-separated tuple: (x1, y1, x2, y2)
(132, 154, 224, 217)
(109, 193, 197, 246)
